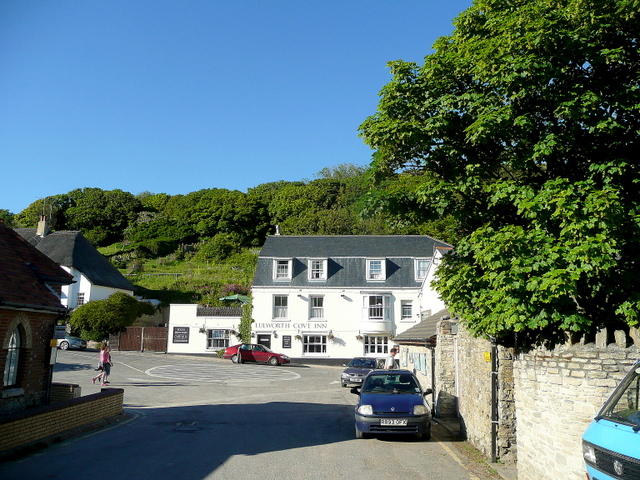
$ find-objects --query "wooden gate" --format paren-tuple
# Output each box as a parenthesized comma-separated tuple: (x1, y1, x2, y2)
(111, 327, 168, 352)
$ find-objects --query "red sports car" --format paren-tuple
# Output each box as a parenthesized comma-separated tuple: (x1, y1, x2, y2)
(223, 343, 290, 366)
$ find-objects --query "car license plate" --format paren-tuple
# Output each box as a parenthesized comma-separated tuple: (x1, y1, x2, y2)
(351, 377, 362, 382)
(380, 419, 408, 426)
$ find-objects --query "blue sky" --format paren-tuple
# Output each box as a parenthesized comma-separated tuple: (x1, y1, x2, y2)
(1, 0, 473, 214)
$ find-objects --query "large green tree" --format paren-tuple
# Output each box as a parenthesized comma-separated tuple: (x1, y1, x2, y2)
(65, 188, 142, 245)
(360, 0, 640, 344)
(69, 292, 156, 341)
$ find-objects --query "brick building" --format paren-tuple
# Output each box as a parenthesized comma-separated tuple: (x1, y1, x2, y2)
(0, 221, 74, 415)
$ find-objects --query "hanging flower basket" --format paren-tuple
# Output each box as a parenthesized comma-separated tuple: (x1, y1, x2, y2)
(295, 334, 302, 340)
(355, 335, 363, 340)
(327, 333, 335, 340)
(199, 328, 206, 334)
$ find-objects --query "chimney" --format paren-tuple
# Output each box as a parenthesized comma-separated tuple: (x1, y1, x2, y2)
(275, 225, 281, 235)
(36, 215, 50, 237)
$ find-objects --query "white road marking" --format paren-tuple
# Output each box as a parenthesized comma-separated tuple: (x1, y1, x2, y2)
(144, 363, 300, 383)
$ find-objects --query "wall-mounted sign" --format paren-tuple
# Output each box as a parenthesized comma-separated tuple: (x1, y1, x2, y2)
(173, 326, 190, 344)
(282, 335, 292, 349)
(53, 325, 66, 339)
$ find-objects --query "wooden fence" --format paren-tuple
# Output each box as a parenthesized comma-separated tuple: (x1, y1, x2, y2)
(110, 327, 167, 352)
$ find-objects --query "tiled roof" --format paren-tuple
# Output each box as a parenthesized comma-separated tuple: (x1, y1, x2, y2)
(197, 306, 243, 317)
(258, 235, 451, 257)
(394, 309, 452, 342)
(0, 222, 74, 312)
(16, 229, 135, 292)
(253, 235, 451, 288)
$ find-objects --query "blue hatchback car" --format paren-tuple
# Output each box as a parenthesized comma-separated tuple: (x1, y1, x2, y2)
(351, 369, 433, 440)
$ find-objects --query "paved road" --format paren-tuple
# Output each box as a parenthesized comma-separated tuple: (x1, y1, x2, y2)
(0, 350, 503, 480)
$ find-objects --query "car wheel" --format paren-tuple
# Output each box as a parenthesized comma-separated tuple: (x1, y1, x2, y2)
(355, 425, 366, 439)
(231, 354, 238, 363)
(416, 425, 431, 441)
(268, 356, 279, 366)
(59, 341, 69, 350)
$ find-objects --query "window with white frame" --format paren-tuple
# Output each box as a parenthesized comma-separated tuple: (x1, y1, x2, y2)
(303, 334, 327, 354)
(401, 300, 413, 321)
(308, 259, 327, 280)
(309, 295, 324, 319)
(364, 335, 388, 355)
(367, 259, 385, 280)
(76, 292, 85, 306)
(273, 259, 293, 280)
(365, 295, 390, 320)
(273, 295, 288, 318)
(206, 329, 230, 349)
(415, 258, 431, 280)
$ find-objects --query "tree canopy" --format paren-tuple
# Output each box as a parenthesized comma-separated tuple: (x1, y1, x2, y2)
(69, 292, 156, 341)
(359, 0, 640, 344)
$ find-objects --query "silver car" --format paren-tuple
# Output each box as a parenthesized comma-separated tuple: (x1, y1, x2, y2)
(341, 357, 378, 387)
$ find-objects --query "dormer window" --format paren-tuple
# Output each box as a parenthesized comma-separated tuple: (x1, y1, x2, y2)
(367, 259, 385, 281)
(273, 259, 293, 280)
(308, 259, 327, 281)
(415, 258, 431, 280)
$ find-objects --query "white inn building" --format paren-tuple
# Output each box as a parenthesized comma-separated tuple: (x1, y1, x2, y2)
(251, 235, 451, 363)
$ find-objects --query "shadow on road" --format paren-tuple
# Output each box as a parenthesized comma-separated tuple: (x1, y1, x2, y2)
(0, 400, 356, 480)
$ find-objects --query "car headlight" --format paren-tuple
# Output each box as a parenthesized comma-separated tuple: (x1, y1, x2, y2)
(583, 443, 597, 464)
(341, 372, 349, 378)
(357, 405, 373, 415)
(413, 405, 428, 415)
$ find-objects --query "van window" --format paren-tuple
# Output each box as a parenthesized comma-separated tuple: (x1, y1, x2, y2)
(599, 367, 640, 428)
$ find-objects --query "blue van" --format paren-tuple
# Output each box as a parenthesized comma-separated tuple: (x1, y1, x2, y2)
(582, 360, 640, 479)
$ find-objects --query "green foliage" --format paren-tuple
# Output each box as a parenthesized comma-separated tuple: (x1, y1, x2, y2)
(239, 299, 254, 343)
(65, 188, 142, 246)
(194, 233, 242, 262)
(360, 0, 640, 343)
(0, 209, 15, 227)
(69, 292, 156, 341)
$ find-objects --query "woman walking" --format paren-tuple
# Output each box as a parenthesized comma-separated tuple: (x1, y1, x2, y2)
(92, 343, 112, 385)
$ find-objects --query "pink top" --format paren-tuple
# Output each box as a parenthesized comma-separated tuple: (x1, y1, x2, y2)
(99, 348, 110, 364)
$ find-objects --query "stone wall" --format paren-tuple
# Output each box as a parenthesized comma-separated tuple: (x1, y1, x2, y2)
(453, 323, 516, 463)
(435, 320, 458, 418)
(514, 344, 639, 480)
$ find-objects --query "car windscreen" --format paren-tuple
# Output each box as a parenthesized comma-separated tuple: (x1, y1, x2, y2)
(362, 374, 421, 394)
(348, 359, 377, 368)
(598, 366, 640, 428)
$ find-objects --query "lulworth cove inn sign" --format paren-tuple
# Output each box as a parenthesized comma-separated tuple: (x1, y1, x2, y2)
(254, 323, 328, 330)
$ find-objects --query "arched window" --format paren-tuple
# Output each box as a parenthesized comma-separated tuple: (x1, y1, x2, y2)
(3, 328, 21, 387)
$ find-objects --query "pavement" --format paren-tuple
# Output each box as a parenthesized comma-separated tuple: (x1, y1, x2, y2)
(434, 417, 517, 480)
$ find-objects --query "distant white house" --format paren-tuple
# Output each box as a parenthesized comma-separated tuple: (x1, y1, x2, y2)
(167, 304, 242, 354)
(250, 235, 451, 362)
(16, 216, 135, 309)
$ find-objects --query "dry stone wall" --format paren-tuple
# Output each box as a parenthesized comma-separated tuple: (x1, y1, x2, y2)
(454, 323, 516, 463)
(514, 344, 639, 480)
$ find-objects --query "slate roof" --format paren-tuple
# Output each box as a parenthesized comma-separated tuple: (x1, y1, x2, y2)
(253, 235, 451, 289)
(0, 222, 74, 312)
(394, 308, 452, 343)
(197, 306, 243, 317)
(16, 229, 135, 292)
(258, 235, 451, 258)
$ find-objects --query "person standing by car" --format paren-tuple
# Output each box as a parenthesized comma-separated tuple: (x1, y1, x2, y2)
(92, 343, 112, 385)
(385, 347, 398, 369)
